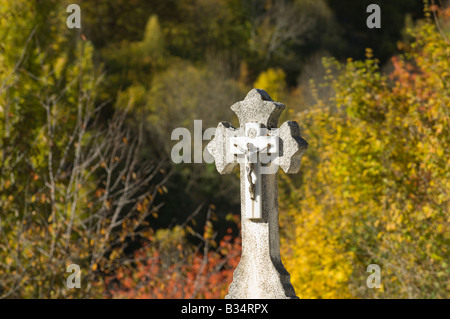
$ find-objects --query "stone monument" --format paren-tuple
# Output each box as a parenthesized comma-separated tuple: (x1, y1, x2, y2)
(207, 88, 308, 299)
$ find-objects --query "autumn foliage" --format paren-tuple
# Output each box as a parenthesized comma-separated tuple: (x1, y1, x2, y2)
(105, 223, 241, 299)
(1, 0, 448, 300)
(282, 7, 450, 299)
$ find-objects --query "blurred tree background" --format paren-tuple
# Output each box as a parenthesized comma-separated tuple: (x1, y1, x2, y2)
(0, 0, 448, 298)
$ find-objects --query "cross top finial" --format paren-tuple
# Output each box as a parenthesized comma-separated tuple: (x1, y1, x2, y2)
(231, 88, 285, 128)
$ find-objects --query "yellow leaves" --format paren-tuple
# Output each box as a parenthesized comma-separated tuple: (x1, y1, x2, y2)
(430, 253, 442, 261)
(203, 220, 213, 240)
(253, 68, 287, 101)
(283, 202, 354, 298)
(422, 205, 433, 219)
(281, 17, 450, 298)
(157, 185, 168, 195)
(30, 193, 51, 204)
(405, 203, 413, 212)
(54, 56, 67, 78)
(92, 263, 98, 271)
(5, 256, 14, 265)
(386, 222, 396, 231)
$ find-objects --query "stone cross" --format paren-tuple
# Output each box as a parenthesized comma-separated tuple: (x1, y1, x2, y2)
(207, 88, 308, 299)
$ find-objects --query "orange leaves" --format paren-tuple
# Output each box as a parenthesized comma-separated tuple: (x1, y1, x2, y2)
(95, 188, 105, 198)
(157, 186, 168, 195)
(106, 226, 242, 299)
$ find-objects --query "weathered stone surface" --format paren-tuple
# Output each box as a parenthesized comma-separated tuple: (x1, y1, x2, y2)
(231, 89, 285, 129)
(206, 122, 239, 175)
(276, 121, 308, 174)
(226, 165, 297, 299)
(207, 88, 307, 299)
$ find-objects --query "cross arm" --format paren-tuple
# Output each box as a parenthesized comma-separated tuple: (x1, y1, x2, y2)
(275, 121, 308, 174)
(206, 121, 239, 174)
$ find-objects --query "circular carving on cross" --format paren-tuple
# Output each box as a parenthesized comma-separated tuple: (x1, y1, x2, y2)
(247, 128, 257, 138)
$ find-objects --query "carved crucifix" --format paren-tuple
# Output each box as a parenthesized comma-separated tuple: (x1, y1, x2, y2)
(207, 89, 308, 299)
(230, 122, 279, 219)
